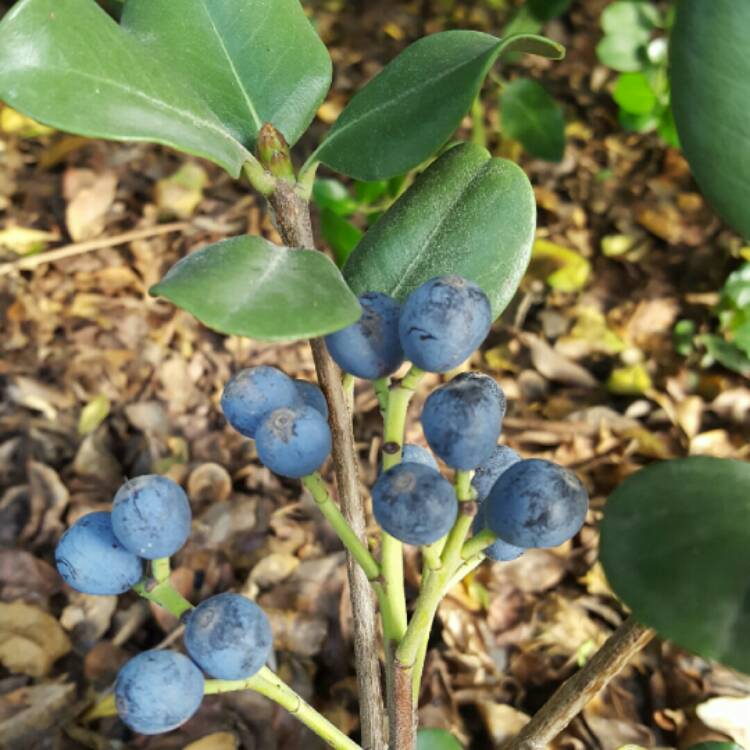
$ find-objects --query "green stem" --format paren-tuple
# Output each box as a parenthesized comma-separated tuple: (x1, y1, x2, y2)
(243, 157, 276, 197)
(373, 377, 390, 415)
(471, 96, 487, 147)
(151, 557, 171, 584)
(297, 159, 320, 201)
(461, 528, 496, 560)
(302, 473, 380, 582)
(206, 666, 362, 750)
(421, 540, 444, 572)
(133, 578, 193, 618)
(380, 366, 425, 642)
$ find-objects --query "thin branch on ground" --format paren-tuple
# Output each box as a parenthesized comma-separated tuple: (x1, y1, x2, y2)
(0, 221, 189, 277)
(504, 617, 654, 750)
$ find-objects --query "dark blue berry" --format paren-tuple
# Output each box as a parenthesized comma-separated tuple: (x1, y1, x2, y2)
(111, 475, 191, 559)
(372, 463, 457, 545)
(55, 511, 143, 595)
(115, 650, 203, 735)
(184, 592, 272, 680)
(402, 443, 439, 470)
(399, 276, 491, 373)
(421, 372, 505, 470)
(221, 366, 301, 438)
(471, 506, 524, 562)
(325, 292, 404, 379)
(294, 379, 329, 419)
(256, 405, 332, 478)
(485, 459, 588, 549)
(472, 445, 521, 501)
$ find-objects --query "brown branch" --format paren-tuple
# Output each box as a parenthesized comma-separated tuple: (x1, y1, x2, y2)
(505, 617, 654, 750)
(0, 221, 189, 277)
(391, 662, 417, 750)
(267, 178, 387, 750)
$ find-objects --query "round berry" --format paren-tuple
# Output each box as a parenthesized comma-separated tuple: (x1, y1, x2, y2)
(221, 366, 301, 439)
(402, 443, 439, 471)
(471, 507, 524, 562)
(372, 463, 457, 546)
(325, 292, 404, 379)
(399, 276, 491, 373)
(112, 475, 191, 560)
(472, 445, 521, 501)
(485, 459, 589, 549)
(256, 405, 332, 478)
(115, 650, 203, 735)
(55, 512, 143, 595)
(421, 372, 505, 470)
(294, 379, 329, 419)
(184, 593, 272, 680)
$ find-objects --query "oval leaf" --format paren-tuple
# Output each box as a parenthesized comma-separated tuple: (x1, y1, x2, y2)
(150, 236, 361, 341)
(417, 728, 462, 750)
(343, 142, 535, 318)
(501, 78, 566, 162)
(670, 0, 750, 239)
(600, 457, 750, 674)
(120, 0, 331, 148)
(311, 31, 563, 180)
(0, 0, 250, 175)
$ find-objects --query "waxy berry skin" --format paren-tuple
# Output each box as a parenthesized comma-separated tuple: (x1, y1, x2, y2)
(184, 592, 272, 680)
(221, 366, 302, 439)
(472, 507, 524, 562)
(115, 650, 204, 735)
(256, 405, 332, 478)
(55, 511, 143, 595)
(325, 292, 404, 380)
(401, 443, 439, 471)
(421, 372, 505, 470)
(486, 459, 589, 549)
(398, 275, 491, 373)
(372, 462, 458, 546)
(472, 445, 521, 501)
(111, 475, 191, 560)
(294, 379, 329, 419)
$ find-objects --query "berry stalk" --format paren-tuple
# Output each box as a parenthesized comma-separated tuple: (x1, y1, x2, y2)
(206, 666, 362, 750)
(132, 577, 193, 618)
(302, 473, 381, 582)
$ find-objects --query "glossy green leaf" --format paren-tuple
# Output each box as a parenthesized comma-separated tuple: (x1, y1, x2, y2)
(699, 335, 750, 377)
(313, 179, 358, 217)
(320, 209, 363, 267)
(613, 73, 657, 115)
(311, 31, 563, 180)
(120, 0, 331, 148)
(670, 0, 750, 239)
(343, 142, 535, 318)
(150, 236, 361, 341)
(0, 0, 251, 175)
(600, 456, 750, 674)
(417, 728, 462, 750)
(501, 78, 566, 162)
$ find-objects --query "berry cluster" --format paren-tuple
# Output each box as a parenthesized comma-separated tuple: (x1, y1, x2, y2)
(55, 475, 272, 735)
(53, 273, 588, 740)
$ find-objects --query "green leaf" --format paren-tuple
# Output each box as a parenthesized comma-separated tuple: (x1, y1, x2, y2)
(120, 0, 331, 148)
(596, 34, 647, 73)
(311, 31, 563, 180)
(501, 78, 566, 162)
(670, 0, 750, 239)
(321, 209, 363, 267)
(601, 1, 661, 36)
(0, 0, 251, 175)
(150, 236, 361, 341)
(354, 180, 390, 205)
(687, 744, 744, 750)
(613, 73, 657, 115)
(720, 263, 750, 310)
(313, 179, 359, 217)
(673, 319, 696, 357)
(417, 728, 462, 750)
(700, 334, 750, 377)
(600, 457, 750, 674)
(343, 142, 535, 318)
